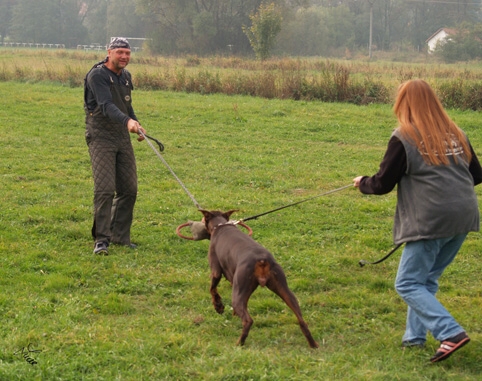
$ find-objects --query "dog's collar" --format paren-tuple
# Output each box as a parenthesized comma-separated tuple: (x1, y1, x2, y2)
(212, 220, 240, 232)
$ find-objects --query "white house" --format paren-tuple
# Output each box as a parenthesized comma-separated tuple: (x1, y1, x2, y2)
(426, 28, 457, 53)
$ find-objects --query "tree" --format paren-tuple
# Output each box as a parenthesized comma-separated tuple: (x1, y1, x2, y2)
(436, 22, 482, 63)
(243, 2, 283, 60)
(0, 0, 16, 44)
(276, 5, 355, 56)
(134, 0, 267, 55)
(10, 0, 87, 47)
(3, 0, 482, 59)
(80, 0, 109, 46)
(106, 0, 146, 47)
(276, 7, 328, 56)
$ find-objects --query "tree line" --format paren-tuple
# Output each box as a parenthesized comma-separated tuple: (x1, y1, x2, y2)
(1, 0, 481, 59)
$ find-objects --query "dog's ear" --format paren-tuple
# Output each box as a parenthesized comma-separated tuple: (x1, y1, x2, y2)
(223, 209, 238, 220)
(199, 209, 213, 222)
(199, 209, 210, 217)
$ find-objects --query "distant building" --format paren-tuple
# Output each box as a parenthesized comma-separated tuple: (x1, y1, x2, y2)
(426, 28, 457, 53)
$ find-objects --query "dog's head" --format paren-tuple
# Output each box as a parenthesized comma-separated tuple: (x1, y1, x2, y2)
(199, 209, 238, 234)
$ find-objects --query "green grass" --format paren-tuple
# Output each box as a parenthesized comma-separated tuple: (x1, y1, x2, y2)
(0, 81, 481, 380)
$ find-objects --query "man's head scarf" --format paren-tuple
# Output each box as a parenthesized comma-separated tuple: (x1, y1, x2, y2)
(108, 37, 131, 50)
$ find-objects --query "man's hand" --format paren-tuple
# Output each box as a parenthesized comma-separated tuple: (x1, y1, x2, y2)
(127, 119, 145, 141)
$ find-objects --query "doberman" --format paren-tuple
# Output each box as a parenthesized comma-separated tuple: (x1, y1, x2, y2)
(200, 209, 319, 348)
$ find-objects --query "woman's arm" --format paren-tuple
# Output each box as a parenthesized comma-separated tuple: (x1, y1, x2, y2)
(356, 136, 407, 195)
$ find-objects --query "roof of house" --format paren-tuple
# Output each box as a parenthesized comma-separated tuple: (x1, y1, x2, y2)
(425, 28, 457, 43)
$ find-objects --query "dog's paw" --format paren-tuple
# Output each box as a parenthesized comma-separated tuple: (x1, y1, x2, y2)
(215, 303, 225, 314)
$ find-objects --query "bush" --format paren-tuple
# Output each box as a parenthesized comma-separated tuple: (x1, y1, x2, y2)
(3, 50, 482, 110)
(437, 80, 482, 111)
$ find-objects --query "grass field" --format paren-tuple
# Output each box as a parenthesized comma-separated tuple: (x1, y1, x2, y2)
(0, 80, 481, 380)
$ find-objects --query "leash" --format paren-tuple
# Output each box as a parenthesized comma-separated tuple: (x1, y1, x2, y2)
(239, 184, 353, 223)
(139, 141, 389, 256)
(138, 132, 398, 262)
(138, 130, 203, 209)
(139, 129, 352, 217)
(358, 243, 403, 267)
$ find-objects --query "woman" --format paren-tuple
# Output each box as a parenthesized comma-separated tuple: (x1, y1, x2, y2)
(353, 79, 482, 363)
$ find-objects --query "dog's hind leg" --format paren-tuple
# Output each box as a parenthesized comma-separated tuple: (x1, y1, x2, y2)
(231, 276, 258, 346)
(267, 267, 319, 348)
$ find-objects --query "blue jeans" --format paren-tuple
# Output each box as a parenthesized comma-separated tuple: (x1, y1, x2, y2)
(394, 234, 467, 344)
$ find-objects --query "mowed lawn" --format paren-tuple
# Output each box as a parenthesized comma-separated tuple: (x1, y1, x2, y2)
(0, 81, 481, 380)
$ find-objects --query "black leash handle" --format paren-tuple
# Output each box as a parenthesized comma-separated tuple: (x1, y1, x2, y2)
(359, 243, 403, 267)
(143, 133, 165, 152)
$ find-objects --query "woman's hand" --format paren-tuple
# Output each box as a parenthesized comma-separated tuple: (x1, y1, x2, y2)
(353, 176, 363, 188)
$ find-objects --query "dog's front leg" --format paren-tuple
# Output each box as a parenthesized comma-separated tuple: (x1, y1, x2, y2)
(208, 249, 225, 314)
(210, 272, 225, 314)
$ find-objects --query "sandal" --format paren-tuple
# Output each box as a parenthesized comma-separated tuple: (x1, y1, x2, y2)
(430, 332, 470, 363)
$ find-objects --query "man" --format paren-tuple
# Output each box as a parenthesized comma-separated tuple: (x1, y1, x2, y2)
(84, 37, 146, 255)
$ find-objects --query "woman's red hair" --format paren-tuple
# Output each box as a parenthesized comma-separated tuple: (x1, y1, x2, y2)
(393, 79, 471, 165)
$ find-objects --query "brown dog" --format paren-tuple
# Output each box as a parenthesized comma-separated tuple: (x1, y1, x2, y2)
(200, 209, 319, 348)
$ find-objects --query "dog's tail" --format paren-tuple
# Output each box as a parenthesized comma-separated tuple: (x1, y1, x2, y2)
(254, 259, 271, 287)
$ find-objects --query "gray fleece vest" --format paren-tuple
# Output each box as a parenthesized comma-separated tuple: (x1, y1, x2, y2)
(392, 129, 479, 244)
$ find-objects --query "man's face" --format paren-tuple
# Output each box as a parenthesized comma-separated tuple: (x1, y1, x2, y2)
(108, 48, 131, 72)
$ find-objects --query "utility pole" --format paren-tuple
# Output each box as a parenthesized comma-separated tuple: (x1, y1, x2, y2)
(368, 0, 373, 59)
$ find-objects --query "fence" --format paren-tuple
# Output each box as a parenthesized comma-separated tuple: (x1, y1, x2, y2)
(0, 42, 142, 51)
(0, 42, 65, 48)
